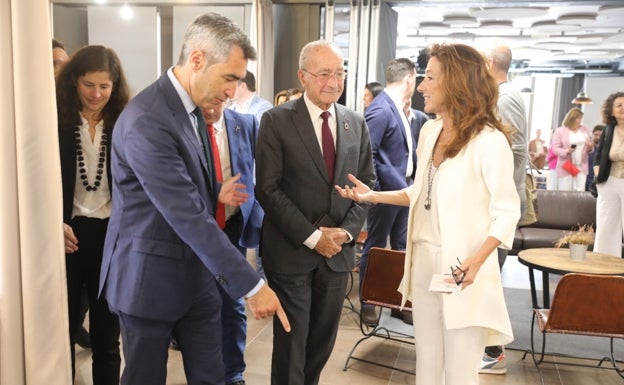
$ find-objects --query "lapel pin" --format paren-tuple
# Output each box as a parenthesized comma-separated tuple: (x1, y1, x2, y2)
(344, 122, 349, 130)
(235, 125, 240, 132)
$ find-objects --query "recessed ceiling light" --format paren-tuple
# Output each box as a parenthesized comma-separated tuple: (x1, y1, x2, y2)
(470, 7, 548, 19)
(531, 21, 581, 33)
(557, 13, 597, 25)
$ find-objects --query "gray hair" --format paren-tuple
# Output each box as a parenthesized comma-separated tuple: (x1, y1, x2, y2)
(489, 43, 512, 73)
(177, 12, 256, 66)
(298, 40, 343, 71)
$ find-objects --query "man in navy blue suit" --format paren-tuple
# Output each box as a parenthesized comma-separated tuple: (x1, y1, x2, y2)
(359, 58, 418, 325)
(202, 102, 263, 385)
(99, 13, 289, 385)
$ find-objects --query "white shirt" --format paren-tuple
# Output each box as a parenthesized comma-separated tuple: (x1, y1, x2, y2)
(211, 115, 239, 221)
(301, 93, 353, 249)
(71, 115, 111, 219)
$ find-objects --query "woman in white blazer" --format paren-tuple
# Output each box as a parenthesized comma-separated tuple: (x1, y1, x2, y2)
(335, 43, 520, 385)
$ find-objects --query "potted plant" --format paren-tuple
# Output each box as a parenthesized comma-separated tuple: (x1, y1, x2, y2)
(554, 224, 594, 260)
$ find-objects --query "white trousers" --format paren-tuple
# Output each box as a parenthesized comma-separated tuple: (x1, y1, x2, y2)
(410, 243, 488, 385)
(594, 177, 624, 257)
(557, 173, 587, 191)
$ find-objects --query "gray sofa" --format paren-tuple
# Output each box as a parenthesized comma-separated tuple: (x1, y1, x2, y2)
(512, 190, 598, 254)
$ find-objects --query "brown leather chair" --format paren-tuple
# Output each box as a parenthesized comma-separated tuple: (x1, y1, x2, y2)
(343, 247, 414, 375)
(530, 273, 624, 382)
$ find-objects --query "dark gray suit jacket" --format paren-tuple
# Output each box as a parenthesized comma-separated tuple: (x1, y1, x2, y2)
(256, 98, 375, 274)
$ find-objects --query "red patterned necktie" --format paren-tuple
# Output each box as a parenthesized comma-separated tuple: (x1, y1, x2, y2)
(207, 124, 226, 229)
(320, 111, 335, 181)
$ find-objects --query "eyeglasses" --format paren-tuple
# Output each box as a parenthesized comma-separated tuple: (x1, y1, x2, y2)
(450, 258, 465, 286)
(302, 69, 346, 82)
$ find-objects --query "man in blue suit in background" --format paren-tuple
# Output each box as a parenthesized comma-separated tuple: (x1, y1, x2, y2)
(202, 102, 263, 385)
(99, 13, 289, 385)
(359, 58, 418, 325)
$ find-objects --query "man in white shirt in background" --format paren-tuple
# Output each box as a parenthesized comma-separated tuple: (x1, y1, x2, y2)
(229, 70, 273, 123)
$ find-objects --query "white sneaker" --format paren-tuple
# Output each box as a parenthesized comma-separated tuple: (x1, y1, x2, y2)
(478, 351, 507, 374)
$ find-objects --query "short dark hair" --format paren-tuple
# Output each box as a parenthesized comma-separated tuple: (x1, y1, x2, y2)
(365, 82, 383, 98)
(385, 58, 416, 84)
(593, 124, 605, 133)
(52, 38, 66, 50)
(239, 70, 256, 92)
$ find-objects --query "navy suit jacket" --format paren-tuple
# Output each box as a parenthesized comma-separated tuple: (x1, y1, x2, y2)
(222, 109, 263, 248)
(100, 73, 260, 322)
(365, 91, 414, 191)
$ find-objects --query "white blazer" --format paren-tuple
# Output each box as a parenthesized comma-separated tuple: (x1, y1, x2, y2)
(398, 118, 520, 346)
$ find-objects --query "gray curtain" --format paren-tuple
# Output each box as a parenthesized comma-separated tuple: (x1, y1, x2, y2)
(553, 74, 584, 130)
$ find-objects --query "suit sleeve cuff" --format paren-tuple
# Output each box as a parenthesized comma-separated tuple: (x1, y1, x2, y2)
(244, 279, 265, 299)
(303, 229, 322, 249)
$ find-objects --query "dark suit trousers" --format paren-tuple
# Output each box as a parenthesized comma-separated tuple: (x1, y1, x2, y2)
(266, 258, 348, 385)
(359, 203, 409, 293)
(66, 216, 120, 385)
(114, 267, 224, 385)
(220, 212, 248, 384)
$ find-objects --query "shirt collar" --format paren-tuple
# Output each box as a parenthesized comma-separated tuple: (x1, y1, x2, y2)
(303, 92, 335, 120)
(167, 67, 196, 116)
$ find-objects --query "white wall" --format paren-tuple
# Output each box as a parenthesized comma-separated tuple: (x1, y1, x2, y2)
(172, 5, 247, 66)
(88, 6, 159, 96)
(584, 76, 624, 128)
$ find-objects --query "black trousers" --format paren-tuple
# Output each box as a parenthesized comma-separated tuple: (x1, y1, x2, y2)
(66, 216, 120, 385)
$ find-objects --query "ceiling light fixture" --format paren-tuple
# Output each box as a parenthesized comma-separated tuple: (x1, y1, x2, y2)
(531, 21, 581, 33)
(470, 7, 548, 19)
(572, 90, 592, 104)
(418, 22, 450, 32)
(120, 3, 134, 20)
(557, 13, 597, 25)
(598, 5, 624, 16)
(442, 15, 478, 27)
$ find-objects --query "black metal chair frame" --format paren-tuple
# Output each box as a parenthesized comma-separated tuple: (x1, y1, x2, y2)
(342, 247, 415, 375)
(522, 273, 624, 384)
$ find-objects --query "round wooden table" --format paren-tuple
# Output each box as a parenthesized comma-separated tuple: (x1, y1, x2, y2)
(517, 248, 624, 308)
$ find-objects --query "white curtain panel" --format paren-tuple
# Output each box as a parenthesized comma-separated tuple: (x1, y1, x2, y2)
(0, 1, 72, 384)
(250, 0, 274, 104)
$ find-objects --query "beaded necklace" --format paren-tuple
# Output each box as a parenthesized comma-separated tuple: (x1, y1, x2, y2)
(424, 156, 437, 210)
(74, 126, 107, 192)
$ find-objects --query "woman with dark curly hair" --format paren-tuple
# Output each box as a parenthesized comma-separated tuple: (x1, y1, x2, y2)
(56, 44, 129, 384)
(593, 91, 624, 258)
(336, 43, 519, 385)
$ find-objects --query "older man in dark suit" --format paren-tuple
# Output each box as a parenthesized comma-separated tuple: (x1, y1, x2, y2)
(256, 40, 375, 385)
(99, 13, 289, 385)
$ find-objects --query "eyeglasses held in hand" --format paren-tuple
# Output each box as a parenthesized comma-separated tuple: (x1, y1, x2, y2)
(302, 69, 346, 82)
(450, 258, 465, 286)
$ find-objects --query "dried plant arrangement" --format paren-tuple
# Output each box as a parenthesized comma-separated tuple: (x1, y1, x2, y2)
(554, 224, 595, 247)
